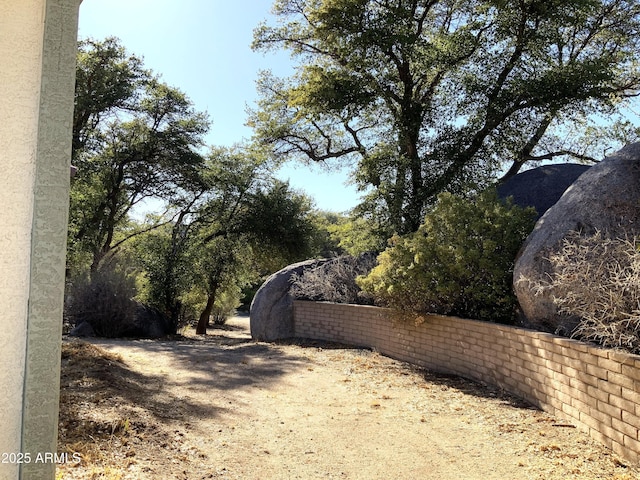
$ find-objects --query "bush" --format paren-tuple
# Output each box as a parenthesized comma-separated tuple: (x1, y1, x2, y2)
(357, 190, 536, 323)
(211, 286, 243, 326)
(290, 254, 377, 305)
(532, 230, 640, 353)
(65, 267, 139, 338)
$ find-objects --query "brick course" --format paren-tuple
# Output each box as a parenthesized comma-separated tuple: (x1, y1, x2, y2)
(293, 300, 640, 465)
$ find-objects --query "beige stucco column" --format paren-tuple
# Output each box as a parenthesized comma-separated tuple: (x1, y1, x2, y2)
(0, 0, 81, 478)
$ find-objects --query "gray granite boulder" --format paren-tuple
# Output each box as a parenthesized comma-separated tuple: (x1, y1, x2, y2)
(68, 321, 96, 337)
(250, 258, 328, 341)
(497, 164, 590, 219)
(514, 143, 640, 333)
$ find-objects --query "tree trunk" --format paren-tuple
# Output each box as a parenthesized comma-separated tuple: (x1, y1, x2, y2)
(498, 159, 527, 184)
(195, 293, 216, 335)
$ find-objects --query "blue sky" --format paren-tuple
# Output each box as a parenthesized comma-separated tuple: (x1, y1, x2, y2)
(78, 0, 361, 213)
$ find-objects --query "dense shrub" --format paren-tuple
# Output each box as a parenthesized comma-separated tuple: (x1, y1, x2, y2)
(357, 190, 536, 323)
(65, 267, 139, 338)
(530, 230, 640, 353)
(290, 254, 377, 305)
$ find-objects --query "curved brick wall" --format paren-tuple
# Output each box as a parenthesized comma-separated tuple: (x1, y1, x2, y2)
(292, 301, 640, 464)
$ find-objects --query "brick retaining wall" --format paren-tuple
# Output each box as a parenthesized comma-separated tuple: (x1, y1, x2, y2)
(293, 300, 640, 464)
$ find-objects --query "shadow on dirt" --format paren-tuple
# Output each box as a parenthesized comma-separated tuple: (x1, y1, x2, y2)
(61, 341, 220, 424)
(276, 337, 373, 351)
(279, 336, 535, 411)
(421, 370, 535, 410)
(61, 313, 534, 433)
(62, 316, 311, 426)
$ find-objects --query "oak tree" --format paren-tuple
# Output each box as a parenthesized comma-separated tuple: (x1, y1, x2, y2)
(251, 0, 640, 234)
(69, 38, 209, 274)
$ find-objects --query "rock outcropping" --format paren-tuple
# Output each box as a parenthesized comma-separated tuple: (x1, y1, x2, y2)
(514, 143, 640, 333)
(250, 259, 328, 341)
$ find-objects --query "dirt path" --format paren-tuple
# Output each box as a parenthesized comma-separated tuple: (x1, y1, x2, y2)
(58, 315, 638, 479)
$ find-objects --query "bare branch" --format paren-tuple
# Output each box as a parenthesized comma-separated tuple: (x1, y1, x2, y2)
(525, 150, 599, 164)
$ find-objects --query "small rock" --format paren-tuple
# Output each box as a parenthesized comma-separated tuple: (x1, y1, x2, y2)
(68, 321, 96, 337)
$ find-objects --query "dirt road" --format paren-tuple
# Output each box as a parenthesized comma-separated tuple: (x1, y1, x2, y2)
(57, 315, 638, 479)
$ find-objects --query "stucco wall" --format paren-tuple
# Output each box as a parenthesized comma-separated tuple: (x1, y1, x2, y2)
(0, 3, 46, 467)
(293, 301, 640, 465)
(0, 1, 80, 478)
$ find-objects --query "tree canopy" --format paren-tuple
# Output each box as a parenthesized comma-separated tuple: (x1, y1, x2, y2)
(133, 146, 317, 333)
(251, 0, 640, 234)
(69, 37, 209, 274)
(67, 38, 326, 333)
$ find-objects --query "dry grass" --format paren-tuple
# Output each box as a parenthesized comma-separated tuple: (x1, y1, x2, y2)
(290, 254, 376, 304)
(58, 341, 178, 479)
(530, 230, 640, 353)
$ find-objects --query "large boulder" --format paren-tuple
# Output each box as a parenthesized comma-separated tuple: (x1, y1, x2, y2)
(497, 164, 591, 219)
(514, 143, 640, 333)
(250, 259, 328, 341)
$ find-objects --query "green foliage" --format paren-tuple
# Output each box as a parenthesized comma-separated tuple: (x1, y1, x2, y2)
(210, 285, 244, 326)
(327, 215, 387, 256)
(69, 38, 324, 335)
(73, 37, 147, 156)
(304, 210, 345, 257)
(301, 210, 386, 258)
(358, 190, 536, 323)
(177, 281, 244, 327)
(132, 220, 196, 330)
(252, 0, 640, 234)
(124, 145, 319, 334)
(242, 179, 317, 265)
(69, 37, 209, 275)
